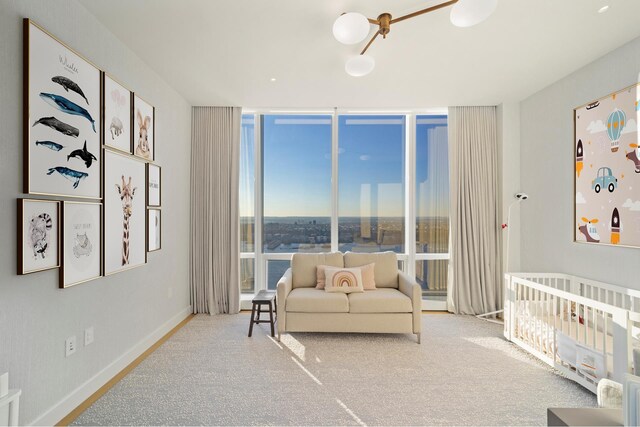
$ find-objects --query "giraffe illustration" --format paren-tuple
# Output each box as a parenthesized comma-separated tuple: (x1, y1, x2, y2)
(115, 175, 137, 266)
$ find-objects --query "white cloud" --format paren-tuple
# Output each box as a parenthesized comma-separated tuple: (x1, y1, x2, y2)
(576, 192, 586, 204)
(622, 118, 637, 134)
(622, 198, 640, 211)
(587, 120, 607, 134)
(359, 155, 371, 161)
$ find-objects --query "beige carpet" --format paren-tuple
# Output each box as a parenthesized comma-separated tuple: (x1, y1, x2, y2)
(72, 313, 595, 426)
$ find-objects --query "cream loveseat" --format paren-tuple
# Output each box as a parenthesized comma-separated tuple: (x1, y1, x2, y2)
(276, 251, 422, 343)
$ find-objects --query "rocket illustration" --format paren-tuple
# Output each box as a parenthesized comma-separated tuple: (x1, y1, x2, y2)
(576, 139, 584, 177)
(610, 208, 620, 245)
(579, 217, 600, 243)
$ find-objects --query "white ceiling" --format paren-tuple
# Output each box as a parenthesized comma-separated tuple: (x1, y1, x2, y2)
(79, 0, 640, 108)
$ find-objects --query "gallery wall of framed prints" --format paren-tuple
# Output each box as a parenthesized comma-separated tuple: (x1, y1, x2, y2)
(19, 18, 163, 289)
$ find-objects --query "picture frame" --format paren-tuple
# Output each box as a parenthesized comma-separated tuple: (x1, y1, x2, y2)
(60, 201, 102, 288)
(17, 198, 60, 275)
(103, 149, 147, 275)
(132, 94, 155, 161)
(147, 208, 161, 252)
(147, 163, 161, 207)
(574, 83, 640, 249)
(102, 73, 132, 154)
(23, 19, 102, 200)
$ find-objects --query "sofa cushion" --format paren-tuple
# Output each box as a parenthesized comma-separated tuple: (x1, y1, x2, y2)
(292, 252, 344, 288)
(344, 251, 398, 288)
(348, 289, 412, 313)
(286, 288, 349, 313)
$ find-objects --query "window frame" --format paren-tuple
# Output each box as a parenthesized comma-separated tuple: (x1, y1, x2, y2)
(239, 109, 449, 311)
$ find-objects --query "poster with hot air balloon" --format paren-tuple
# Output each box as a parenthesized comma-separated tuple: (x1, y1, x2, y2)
(574, 83, 640, 248)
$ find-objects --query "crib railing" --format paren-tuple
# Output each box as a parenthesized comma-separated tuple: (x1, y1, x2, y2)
(504, 273, 633, 392)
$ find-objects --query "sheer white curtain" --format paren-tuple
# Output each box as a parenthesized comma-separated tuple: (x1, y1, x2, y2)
(190, 106, 242, 314)
(447, 106, 502, 315)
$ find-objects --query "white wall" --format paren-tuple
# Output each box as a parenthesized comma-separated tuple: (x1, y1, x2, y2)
(0, 0, 192, 424)
(520, 35, 640, 288)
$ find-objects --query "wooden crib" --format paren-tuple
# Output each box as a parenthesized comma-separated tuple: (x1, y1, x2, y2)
(503, 273, 640, 393)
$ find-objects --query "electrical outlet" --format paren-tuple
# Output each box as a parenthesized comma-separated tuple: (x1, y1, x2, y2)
(65, 336, 77, 357)
(84, 327, 94, 346)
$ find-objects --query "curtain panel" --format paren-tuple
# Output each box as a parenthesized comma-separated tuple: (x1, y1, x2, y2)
(190, 106, 242, 314)
(447, 106, 502, 315)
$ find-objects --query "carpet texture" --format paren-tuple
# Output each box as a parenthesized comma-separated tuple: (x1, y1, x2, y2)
(72, 314, 596, 426)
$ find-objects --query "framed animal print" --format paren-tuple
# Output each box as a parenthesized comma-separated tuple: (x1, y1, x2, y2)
(574, 83, 640, 248)
(103, 73, 132, 154)
(132, 94, 155, 161)
(148, 208, 161, 252)
(18, 198, 60, 275)
(60, 201, 102, 288)
(104, 149, 147, 275)
(147, 163, 161, 207)
(24, 19, 101, 199)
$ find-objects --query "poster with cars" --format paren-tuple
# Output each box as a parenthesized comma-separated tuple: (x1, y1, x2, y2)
(574, 83, 640, 248)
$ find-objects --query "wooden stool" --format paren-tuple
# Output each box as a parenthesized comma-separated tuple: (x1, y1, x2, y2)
(248, 290, 277, 337)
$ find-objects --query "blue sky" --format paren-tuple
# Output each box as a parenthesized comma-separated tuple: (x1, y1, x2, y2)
(240, 114, 449, 218)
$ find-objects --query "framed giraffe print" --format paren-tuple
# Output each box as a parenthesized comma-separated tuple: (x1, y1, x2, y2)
(104, 149, 147, 275)
(60, 201, 102, 288)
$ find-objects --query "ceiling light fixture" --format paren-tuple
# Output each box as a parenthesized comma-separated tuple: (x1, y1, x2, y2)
(270, 77, 277, 82)
(598, 5, 609, 13)
(333, 0, 498, 77)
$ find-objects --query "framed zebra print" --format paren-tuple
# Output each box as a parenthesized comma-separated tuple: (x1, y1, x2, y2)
(18, 198, 60, 275)
(60, 201, 102, 288)
(103, 149, 147, 275)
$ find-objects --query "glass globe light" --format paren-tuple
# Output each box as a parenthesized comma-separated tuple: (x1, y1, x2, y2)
(333, 12, 370, 45)
(450, 0, 498, 27)
(345, 55, 375, 77)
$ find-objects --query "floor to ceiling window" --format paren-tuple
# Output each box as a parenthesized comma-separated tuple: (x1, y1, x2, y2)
(239, 111, 449, 308)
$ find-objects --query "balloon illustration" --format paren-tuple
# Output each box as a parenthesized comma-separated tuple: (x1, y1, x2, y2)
(606, 109, 626, 153)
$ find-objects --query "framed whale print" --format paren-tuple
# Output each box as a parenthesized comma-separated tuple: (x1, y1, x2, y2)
(24, 19, 102, 200)
(104, 149, 147, 275)
(18, 198, 60, 275)
(148, 208, 161, 252)
(147, 163, 161, 207)
(103, 73, 132, 154)
(574, 83, 640, 249)
(60, 201, 102, 288)
(132, 95, 155, 161)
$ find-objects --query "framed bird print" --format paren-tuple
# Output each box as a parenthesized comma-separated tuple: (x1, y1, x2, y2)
(132, 94, 155, 161)
(60, 201, 102, 288)
(104, 149, 147, 275)
(147, 208, 161, 252)
(574, 83, 640, 248)
(18, 198, 60, 275)
(103, 73, 132, 154)
(23, 19, 102, 199)
(147, 163, 161, 207)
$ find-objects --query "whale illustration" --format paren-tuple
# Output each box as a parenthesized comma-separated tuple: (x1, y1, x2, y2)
(39, 92, 96, 132)
(35, 140, 64, 151)
(67, 141, 97, 168)
(33, 116, 79, 138)
(52, 76, 89, 105)
(47, 166, 88, 189)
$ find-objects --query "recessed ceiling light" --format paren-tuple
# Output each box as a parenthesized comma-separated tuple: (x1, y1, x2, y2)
(270, 78, 277, 82)
(598, 5, 609, 13)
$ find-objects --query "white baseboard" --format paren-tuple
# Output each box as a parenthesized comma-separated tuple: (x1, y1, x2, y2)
(30, 306, 192, 426)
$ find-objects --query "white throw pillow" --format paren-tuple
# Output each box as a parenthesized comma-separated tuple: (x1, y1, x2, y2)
(324, 267, 364, 294)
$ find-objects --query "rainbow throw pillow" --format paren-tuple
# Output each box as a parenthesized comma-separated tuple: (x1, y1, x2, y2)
(324, 267, 364, 294)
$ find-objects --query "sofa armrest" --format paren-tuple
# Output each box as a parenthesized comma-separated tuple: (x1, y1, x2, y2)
(276, 268, 293, 333)
(398, 271, 422, 334)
